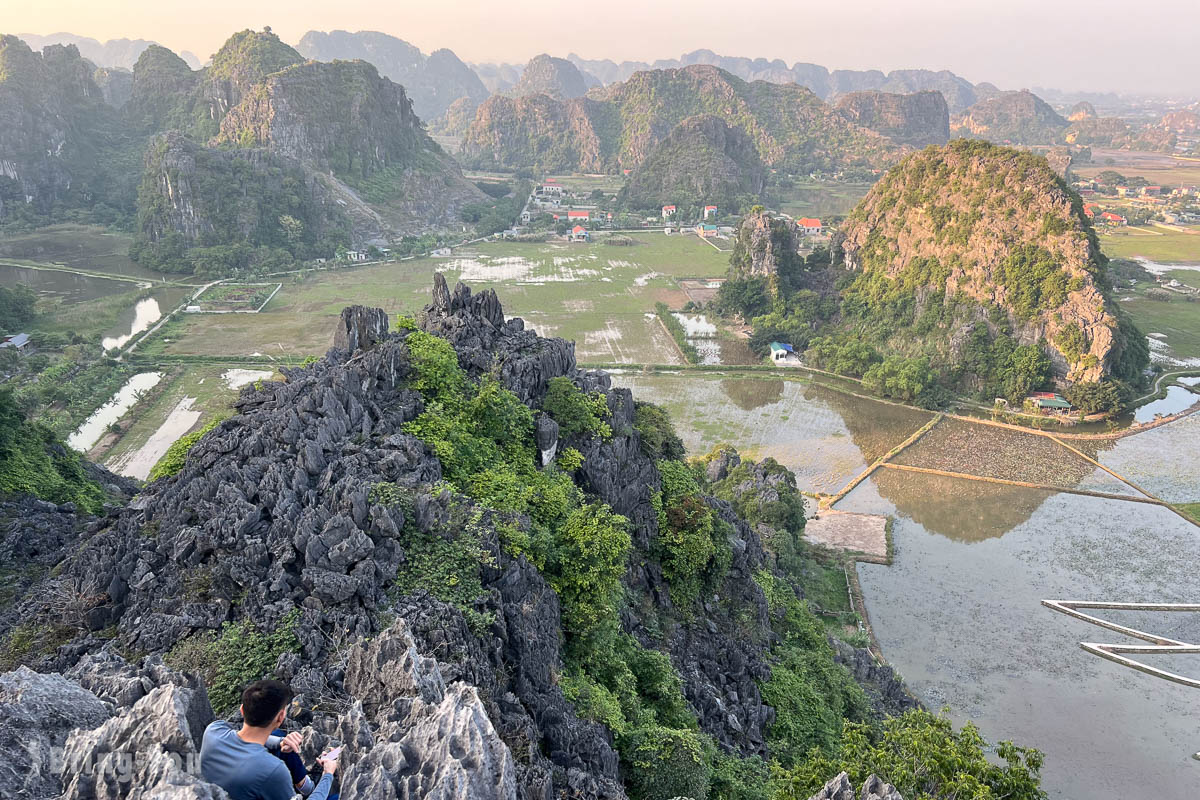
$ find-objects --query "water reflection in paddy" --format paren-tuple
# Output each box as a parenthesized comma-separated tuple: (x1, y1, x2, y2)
(0, 264, 134, 303)
(609, 373, 931, 493)
(844, 473, 1200, 799)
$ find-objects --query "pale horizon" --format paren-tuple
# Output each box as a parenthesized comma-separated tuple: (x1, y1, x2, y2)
(6, 0, 1200, 96)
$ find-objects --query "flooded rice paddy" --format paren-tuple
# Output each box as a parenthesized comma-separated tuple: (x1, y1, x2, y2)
(609, 373, 931, 493)
(67, 372, 163, 452)
(846, 476, 1200, 800)
(625, 370, 1198, 797)
(0, 264, 137, 303)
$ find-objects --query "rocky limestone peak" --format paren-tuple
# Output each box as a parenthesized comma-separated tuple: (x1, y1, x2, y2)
(508, 53, 589, 100)
(839, 139, 1147, 384)
(1068, 100, 1097, 121)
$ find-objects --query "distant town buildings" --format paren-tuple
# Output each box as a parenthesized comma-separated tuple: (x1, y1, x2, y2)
(662, 205, 677, 219)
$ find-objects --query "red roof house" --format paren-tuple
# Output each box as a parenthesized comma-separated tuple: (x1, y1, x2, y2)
(567, 210, 590, 220)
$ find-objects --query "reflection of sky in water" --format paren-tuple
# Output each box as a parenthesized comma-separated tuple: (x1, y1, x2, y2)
(1132, 385, 1198, 423)
(102, 297, 161, 351)
(1090, 413, 1200, 503)
(610, 374, 930, 493)
(855, 482, 1200, 800)
(0, 265, 130, 303)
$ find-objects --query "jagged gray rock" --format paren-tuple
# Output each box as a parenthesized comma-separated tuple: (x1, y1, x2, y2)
(0, 667, 111, 798)
(806, 771, 903, 800)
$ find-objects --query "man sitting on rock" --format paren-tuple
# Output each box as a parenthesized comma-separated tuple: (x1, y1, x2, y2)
(200, 679, 338, 800)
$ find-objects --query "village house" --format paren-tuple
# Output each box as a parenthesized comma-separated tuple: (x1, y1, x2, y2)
(662, 205, 677, 219)
(1142, 185, 1162, 197)
(703, 205, 717, 219)
(694, 224, 718, 238)
(0, 333, 31, 354)
(1098, 211, 1127, 226)
(1083, 202, 1101, 219)
(567, 210, 590, 223)
(797, 217, 823, 235)
(769, 341, 796, 362)
(570, 225, 590, 242)
(1028, 392, 1073, 416)
(344, 249, 369, 262)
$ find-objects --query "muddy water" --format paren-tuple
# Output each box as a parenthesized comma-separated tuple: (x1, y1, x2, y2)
(99, 287, 190, 351)
(0, 264, 135, 303)
(1132, 384, 1199, 423)
(611, 370, 1199, 796)
(67, 372, 163, 452)
(609, 373, 931, 493)
(844, 473, 1200, 799)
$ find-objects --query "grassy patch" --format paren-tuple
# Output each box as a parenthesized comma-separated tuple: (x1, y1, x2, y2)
(1098, 228, 1200, 263)
(1123, 296, 1200, 360)
(1176, 503, 1200, 524)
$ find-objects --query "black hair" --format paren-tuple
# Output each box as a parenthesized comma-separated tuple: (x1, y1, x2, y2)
(241, 679, 293, 727)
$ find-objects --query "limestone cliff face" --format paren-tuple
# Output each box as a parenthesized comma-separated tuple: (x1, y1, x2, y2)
(213, 58, 484, 236)
(0, 37, 129, 221)
(951, 90, 1067, 145)
(839, 140, 1147, 384)
(728, 208, 800, 292)
(617, 114, 767, 210)
(835, 90, 950, 147)
(136, 131, 351, 249)
(463, 64, 902, 174)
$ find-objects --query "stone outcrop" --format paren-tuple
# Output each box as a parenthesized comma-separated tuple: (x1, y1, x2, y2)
(727, 208, 800, 292)
(2, 278, 900, 799)
(807, 772, 904, 800)
(835, 90, 950, 147)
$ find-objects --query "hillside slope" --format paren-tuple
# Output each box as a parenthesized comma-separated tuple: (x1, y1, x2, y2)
(835, 90, 950, 147)
(0, 279, 949, 800)
(0, 36, 140, 225)
(508, 53, 592, 99)
(952, 90, 1067, 145)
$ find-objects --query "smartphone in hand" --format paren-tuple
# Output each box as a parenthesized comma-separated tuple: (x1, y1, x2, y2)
(322, 746, 343, 761)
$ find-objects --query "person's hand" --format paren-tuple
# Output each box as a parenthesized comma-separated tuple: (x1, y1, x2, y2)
(279, 732, 303, 754)
(318, 753, 339, 775)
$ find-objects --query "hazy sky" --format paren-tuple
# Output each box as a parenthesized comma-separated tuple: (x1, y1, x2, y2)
(8, 0, 1200, 95)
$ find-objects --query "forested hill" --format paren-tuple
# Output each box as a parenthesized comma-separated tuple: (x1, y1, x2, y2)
(720, 141, 1148, 411)
(460, 64, 904, 175)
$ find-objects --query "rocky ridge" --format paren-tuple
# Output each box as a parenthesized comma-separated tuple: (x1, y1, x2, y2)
(951, 90, 1068, 145)
(617, 114, 767, 211)
(1, 277, 909, 799)
(462, 64, 903, 174)
(295, 29, 490, 122)
(835, 90, 950, 148)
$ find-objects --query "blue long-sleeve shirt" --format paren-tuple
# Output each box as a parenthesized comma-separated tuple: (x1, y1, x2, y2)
(200, 721, 333, 800)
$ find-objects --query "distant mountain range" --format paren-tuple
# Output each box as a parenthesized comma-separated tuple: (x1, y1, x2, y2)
(17, 32, 200, 70)
(0, 29, 482, 268)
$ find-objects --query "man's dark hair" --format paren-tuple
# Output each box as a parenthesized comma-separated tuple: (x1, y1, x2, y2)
(241, 680, 294, 727)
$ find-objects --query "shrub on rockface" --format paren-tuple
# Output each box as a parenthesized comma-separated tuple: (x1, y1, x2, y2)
(165, 609, 301, 712)
(773, 709, 1046, 800)
(654, 459, 723, 602)
(543, 376, 613, 439)
(0, 388, 105, 512)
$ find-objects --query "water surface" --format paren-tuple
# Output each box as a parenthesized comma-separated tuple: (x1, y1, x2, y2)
(848, 475, 1200, 800)
(67, 372, 163, 453)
